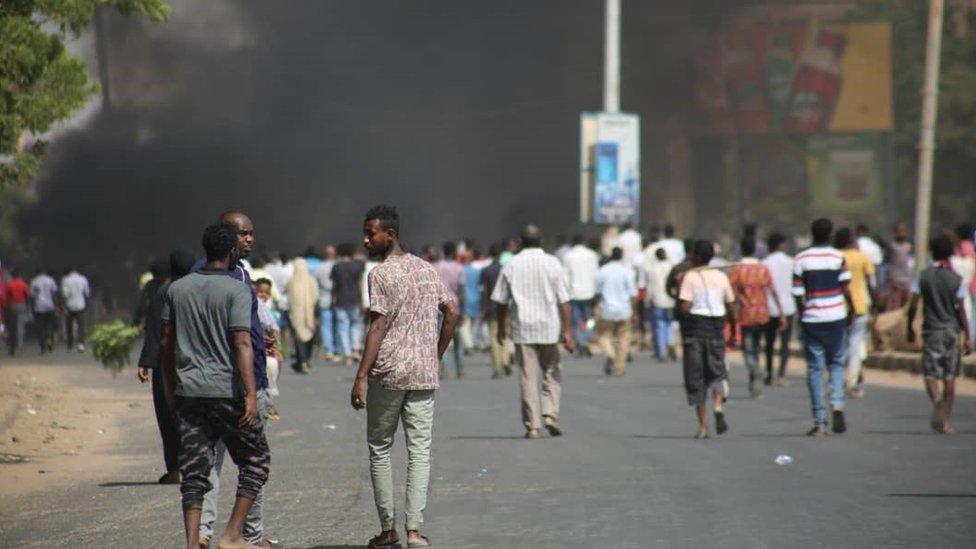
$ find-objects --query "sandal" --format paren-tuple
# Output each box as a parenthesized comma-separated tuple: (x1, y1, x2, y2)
(407, 531, 431, 548)
(367, 531, 402, 549)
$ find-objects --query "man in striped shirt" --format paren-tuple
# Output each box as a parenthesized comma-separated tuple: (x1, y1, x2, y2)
(793, 218, 855, 437)
(493, 225, 575, 439)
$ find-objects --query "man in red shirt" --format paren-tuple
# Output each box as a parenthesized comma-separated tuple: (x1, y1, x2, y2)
(4, 269, 30, 356)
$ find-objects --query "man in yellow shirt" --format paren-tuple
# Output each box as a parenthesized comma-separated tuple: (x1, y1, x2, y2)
(836, 228, 875, 397)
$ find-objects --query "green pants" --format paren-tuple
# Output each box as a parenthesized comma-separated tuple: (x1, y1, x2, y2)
(367, 381, 435, 531)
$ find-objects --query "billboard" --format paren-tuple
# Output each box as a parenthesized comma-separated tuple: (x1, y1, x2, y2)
(807, 132, 884, 216)
(579, 112, 640, 225)
(693, 19, 892, 135)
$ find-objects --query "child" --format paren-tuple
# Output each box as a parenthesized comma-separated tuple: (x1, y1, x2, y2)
(255, 278, 284, 420)
(907, 235, 972, 434)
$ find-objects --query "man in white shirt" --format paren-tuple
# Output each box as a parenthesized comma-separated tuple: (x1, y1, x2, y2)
(856, 224, 885, 292)
(646, 247, 676, 361)
(616, 223, 643, 270)
(762, 233, 797, 386)
(660, 224, 686, 264)
(594, 248, 638, 376)
(61, 269, 91, 352)
(493, 225, 574, 439)
(29, 270, 59, 354)
(562, 235, 600, 354)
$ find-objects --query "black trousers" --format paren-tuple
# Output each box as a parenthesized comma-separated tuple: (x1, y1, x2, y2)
(763, 315, 794, 379)
(151, 366, 181, 472)
(66, 309, 86, 348)
(34, 311, 57, 352)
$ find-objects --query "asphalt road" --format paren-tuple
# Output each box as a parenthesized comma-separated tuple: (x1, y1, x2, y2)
(2, 348, 975, 548)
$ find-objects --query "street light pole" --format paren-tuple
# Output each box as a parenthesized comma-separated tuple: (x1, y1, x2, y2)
(914, 0, 944, 271)
(604, 0, 620, 114)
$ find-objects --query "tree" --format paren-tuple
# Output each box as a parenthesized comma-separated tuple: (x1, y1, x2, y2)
(0, 0, 170, 188)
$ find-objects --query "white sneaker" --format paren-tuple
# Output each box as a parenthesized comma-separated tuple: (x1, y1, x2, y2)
(76, 344, 86, 353)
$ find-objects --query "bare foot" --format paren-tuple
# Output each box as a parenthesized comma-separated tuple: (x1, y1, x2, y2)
(407, 530, 431, 547)
(694, 426, 709, 439)
(930, 400, 948, 433)
(216, 535, 259, 549)
(940, 422, 956, 435)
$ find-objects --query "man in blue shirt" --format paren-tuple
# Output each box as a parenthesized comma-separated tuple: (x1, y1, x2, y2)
(594, 247, 638, 376)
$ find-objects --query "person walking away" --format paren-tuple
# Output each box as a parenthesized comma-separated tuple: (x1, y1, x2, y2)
(492, 225, 575, 439)
(793, 218, 855, 437)
(950, 224, 976, 343)
(616, 222, 643, 270)
(29, 269, 59, 354)
(286, 258, 318, 374)
(481, 244, 512, 378)
(331, 243, 366, 365)
(159, 224, 270, 549)
(886, 222, 914, 310)
(762, 233, 796, 386)
(646, 248, 676, 361)
(562, 235, 600, 355)
(60, 268, 90, 352)
(434, 241, 465, 378)
(314, 245, 338, 362)
(907, 234, 971, 434)
(463, 247, 490, 352)
(137, 250, 195, 485)
(4, 269, 29, 356)
(836, 227, 875, 398)
(660, 224, 686, 264)
(594, 247, 638, 376)
(255, 278, 284, 421)
(678, 240, 737, 439)
(350, 205, 459, 549)
(856, 224, 884, 297)
(730, 238, 784, 398)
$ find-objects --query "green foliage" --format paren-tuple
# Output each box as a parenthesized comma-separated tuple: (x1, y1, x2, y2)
(0, 0, 170, 188)
(88, 319, 142, 374)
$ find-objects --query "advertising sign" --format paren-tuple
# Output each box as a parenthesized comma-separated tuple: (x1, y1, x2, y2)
(807, 132, 883, 215)
(579, 112, 640, 225)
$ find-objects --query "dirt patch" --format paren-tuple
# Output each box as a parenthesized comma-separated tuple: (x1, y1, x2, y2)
(0, 364, 153, 497)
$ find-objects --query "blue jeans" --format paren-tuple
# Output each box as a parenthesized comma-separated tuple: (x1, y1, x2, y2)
(335, 306, 363, 357)
(802, 323, 847, 428)
(570, 300, 592, 348)
(319, 308, 335, 354)
(649, 307, 675, 358)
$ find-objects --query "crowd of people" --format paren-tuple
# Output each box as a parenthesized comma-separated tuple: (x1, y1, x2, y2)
(2, 207, 974, 548)
(0, 265, 91, 356)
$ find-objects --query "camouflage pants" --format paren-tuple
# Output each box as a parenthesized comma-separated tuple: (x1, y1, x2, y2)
(176, 397, 270, 511)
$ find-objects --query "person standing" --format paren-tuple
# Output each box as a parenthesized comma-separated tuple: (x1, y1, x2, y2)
(562, 235, 600, 354)
(646, 248, 676, 361)
(906, 234, 972, 435)
(951, 224, 976, 343)
(481, 243, 511, 378)
(461, 248, 488, 353)
(492, 225, 575, 439)
(594, 247, 638, 376)
(434, 241, 465, 378)
(350, 205, 459, 549)
(730, 238, 785, 398)
(160, 223, 270, 549)
(60, 268, 91, 352)
(678, 240, 737, 439)
(314, 245, 338, 362)
(254, 278, 283, 421)
(3, 269, 29, 356)
(762, 233, 796, 386)
(793, 218, 855, 437)
(29, 269, 59, 354)
(659, 224, 686, 265)
(836, 227, 875, 398)
(331, 243, 366, 365)
(886, 222, 914, 310)
(137, 250, 196, 485)
(616, 223, 643, 270)
(856, 224, 884, 291)
(286, 258, 319, 374)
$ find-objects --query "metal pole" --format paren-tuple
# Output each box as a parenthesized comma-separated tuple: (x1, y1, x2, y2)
(914, 0, 944, 271)
(604, 0, 620, 113)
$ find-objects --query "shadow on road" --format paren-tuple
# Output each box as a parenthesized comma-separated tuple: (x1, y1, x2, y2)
(886, 493, 976, 498)
(293, 546, 362, 549)
(738, 433, 809, 438)
(632, 434, 694, 440)
(98, 481, 161, 487)
(864, 430, 976, 436)
(451, 435, 525, 440)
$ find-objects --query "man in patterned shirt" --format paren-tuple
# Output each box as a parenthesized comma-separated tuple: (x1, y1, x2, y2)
(350, 205, 459, 549)
(492, 225, 575, 439)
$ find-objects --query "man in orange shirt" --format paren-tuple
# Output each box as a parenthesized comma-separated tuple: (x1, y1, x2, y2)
(730, 239, 786, 398)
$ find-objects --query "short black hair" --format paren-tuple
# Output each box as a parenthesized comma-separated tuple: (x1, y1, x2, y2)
(931, 234, 954, 261)
(683, 238, 695, 254)
(303, 245, 320, 259)
(767, 232, 786, 251)
(664, 224, 676, 238)
(693, 240, 715, 264)
(442, 240, 457, 258)
(834, 227, 853, 249)
(254, 277, 273, 288)
(364, 204, 400, 235)
(957, 223, 974, 242)
(655, 247, 667, 260)
(202, 223, 238, 262)
(740, 237, 756, 257)
(811, 218, 833, 244)
(488, 242, 501, 257)
(610, 247, 623, 261)
(855, 223, 870, 235)
(149, 259, 170, 279)
(169, 249, 196, 279)
(572, 234, 585, 246)
(337, 242, 355, 257)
